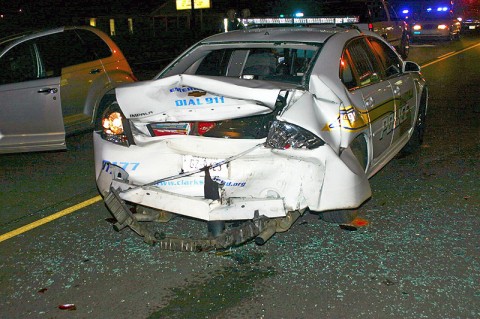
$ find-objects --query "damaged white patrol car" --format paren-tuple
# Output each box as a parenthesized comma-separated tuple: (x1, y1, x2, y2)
(94, 23, 427, 250)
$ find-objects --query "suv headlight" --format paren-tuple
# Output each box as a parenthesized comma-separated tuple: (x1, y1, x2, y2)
(96, 102, 133, 146)
(266, 121, 324, 150)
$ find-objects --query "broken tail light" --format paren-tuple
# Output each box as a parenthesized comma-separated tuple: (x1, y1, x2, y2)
(198, 122, 217, 135)
(148, 122, 217, 136)
(149, 123, 192, 136)
(148, 113, 274, 139)
(266, 120, 324, 150)
(97, 102, 133, 146)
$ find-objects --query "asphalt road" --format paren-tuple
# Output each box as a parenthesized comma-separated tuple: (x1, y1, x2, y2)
(0, 36, 479, 319)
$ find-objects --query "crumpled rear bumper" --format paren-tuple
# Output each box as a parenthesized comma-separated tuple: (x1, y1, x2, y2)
(98, 161, 289, 221)
(95, 133, 371, 221)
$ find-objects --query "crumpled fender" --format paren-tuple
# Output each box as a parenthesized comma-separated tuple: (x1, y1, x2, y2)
(278, 76, 344, 153)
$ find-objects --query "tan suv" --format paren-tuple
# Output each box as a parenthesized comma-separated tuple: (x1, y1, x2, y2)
(0, 26, 135, 153)
(321, 0, 410, 58)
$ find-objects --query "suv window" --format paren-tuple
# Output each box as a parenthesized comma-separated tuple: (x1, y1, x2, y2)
(75, 29, 112, 59)
(369, 0, 388, 22)
(0, 41, 39, 84)
(386, 3, 399, 21)
(35, 30, 100, 74)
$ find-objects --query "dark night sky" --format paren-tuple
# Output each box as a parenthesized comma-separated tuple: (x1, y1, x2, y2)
(1, 0, 326, 16)
(1, 0, 165, 15)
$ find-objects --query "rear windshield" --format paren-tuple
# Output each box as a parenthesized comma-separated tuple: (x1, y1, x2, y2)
(161, 43, 321, 85)
(417, 12, 453, 21)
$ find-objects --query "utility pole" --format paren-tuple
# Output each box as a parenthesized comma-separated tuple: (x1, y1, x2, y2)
(191, 0, 196, 35)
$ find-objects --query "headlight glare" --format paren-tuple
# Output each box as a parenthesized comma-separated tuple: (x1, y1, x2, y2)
(266, 121, 324, 150)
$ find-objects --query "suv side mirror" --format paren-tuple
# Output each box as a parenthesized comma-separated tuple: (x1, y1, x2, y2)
(403, 61, 421, 73)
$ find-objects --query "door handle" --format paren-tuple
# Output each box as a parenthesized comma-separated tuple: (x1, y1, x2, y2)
(37, 88, 58, 94)
(393, 86, 401, 95)
(90, 68, 102, 74)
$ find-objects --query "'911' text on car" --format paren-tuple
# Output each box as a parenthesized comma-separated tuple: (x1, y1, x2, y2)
(94, 24, 428, 250)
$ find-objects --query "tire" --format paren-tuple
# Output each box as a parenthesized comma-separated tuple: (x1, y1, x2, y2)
(320, 209, 358, 224)
(400, 92, 427, 155)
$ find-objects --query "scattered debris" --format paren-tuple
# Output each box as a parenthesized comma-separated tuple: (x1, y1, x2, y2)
(339, 217, 370, 231)
(58, 304, 76, 311)
(382, 279, 396, 286)
(339, 224, 358, 231)
(37, 288, 48, 294)
(351, 217, 369, 227)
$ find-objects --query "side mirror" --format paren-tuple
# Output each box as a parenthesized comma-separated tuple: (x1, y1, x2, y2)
(403, 61, 421, 73)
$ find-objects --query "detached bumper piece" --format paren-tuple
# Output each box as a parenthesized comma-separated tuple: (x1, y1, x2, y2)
(103, 186, 280, 251)
(104, 187, 157, 245)
(104, 185, 302, 251)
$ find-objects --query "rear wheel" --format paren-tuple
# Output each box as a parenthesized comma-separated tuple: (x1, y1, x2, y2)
(401, 92, 427, 155)
(320, 209, 358, 224)
(350, 134, 369, 172)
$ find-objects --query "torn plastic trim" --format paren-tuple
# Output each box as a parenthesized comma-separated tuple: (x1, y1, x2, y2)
(115, 183, 286, 221)
(105, 185, 303, 251)
(104, 187, 157, 245)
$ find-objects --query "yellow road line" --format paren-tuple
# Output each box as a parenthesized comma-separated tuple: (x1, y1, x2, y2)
(421, 42, 480, 68)
(0, 195, 102, 243)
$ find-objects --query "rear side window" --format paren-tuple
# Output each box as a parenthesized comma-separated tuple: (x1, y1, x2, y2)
(367, 37, 402, 78)
(341, 38, 382, 89)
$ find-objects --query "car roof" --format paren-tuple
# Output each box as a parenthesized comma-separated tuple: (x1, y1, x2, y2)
(199, 26, 361, 44)
(0, 26, 106, 54)
(0, 27, 65, 46)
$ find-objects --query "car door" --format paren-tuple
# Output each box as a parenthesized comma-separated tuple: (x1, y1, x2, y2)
(341, 37, 396, 169)
(367, 37, 417, 148)
(384, 1, 404, 46)
(0, 39, 64, 153)
(35, 29, 110, 133)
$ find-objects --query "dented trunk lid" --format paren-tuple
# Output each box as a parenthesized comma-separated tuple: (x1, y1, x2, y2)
(115, 74, 300, 123)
